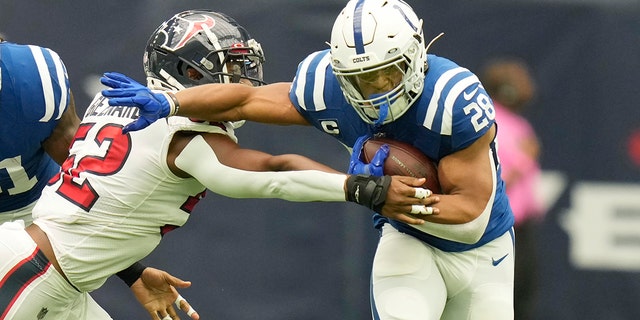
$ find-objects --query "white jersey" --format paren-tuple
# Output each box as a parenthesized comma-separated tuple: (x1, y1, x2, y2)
(32, 93, 230, 292)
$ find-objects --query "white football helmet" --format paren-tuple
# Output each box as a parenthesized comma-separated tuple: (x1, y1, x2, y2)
(330, 0, 426, 125)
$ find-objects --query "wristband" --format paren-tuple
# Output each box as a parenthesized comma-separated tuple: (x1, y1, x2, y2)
(164, 91, 180, 116)
(345, 174, 391, 212)
(116, 261, 147, 287)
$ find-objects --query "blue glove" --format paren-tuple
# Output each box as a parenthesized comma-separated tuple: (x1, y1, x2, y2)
(348, 135, 389, 176)
(100, 72, 172, 133)
(100, 71, 147, 90)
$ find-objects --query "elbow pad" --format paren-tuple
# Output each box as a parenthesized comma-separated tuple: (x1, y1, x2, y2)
(345, 174, 391, 212)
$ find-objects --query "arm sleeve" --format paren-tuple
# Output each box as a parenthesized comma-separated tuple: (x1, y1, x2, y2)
(175, 135, 348, 202)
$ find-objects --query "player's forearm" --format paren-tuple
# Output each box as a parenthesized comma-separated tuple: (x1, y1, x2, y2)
(177, 135, 346, 201)
(175, 82, 306, 125)
(176, 136, 392, 211)
(267, 154, 341, 174)
(175, 83, 248, 122)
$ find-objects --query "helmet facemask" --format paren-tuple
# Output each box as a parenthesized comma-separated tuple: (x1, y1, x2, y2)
(333, 41, 424, 126)
(201, 38, 265, 87)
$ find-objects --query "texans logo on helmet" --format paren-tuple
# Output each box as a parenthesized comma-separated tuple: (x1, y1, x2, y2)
(168, 14, 216, 50)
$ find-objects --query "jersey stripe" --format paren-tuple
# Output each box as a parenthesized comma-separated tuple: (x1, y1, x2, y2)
(48, 48, 69, 121)
(0, 248, 51, 319)
(29, 46, 56, 122)
(441, 73, 479, 135)
(293, 51, 316, 109)
(423, 67, 466, 132)
(294, 51, 329, 111)
(312, 53, 331, 111)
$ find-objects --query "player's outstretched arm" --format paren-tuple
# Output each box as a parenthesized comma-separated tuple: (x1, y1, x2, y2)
(170, 135, 434, 224)
(101, 72, 306, 132)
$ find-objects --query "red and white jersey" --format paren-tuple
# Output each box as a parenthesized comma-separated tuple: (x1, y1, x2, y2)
(32, 93, 232, 292)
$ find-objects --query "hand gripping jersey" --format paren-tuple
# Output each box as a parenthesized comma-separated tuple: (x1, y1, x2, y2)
(31, 93, 229, 292)
(290, 50, 514, 252)
(0, 42, 70, 213)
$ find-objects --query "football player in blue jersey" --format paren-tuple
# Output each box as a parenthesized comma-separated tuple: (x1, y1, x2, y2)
(0, 37, 200, 319)
(0, 37, 80, 225)
(101, 0, 516, 319)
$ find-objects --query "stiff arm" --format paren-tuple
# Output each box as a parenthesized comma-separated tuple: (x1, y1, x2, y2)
(175, 135, 347, 202)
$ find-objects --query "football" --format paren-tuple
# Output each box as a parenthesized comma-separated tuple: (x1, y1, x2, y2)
(361, 137, 440, 192)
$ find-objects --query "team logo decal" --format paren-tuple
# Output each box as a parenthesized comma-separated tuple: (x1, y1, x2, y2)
(159, 14, 216, 51)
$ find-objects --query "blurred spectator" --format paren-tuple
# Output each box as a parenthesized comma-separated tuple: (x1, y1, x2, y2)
(481, 57, 545, 320)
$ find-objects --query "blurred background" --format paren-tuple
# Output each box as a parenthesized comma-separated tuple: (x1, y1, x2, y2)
(2, 0, 640, 319)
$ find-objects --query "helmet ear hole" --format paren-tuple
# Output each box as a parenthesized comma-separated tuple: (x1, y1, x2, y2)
(175, 61, 186, 77)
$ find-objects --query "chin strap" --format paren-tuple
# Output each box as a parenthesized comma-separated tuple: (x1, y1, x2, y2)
(345, 174, 392, 212)
(368, 93, 389, 128)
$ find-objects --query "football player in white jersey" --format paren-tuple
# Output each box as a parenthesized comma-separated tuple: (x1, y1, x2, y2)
(102, 1, 517, 319)
(0, 10, 430, 320)
(0, 37, 198, 319)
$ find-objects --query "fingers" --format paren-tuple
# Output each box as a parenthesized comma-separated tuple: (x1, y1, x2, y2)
(100, 77, 118, 88)
(102, 72, 137, 85)
(349, 136, 367, 164)
(175, 295, 200, 319)
(413, 187, 431, 199)
(152, 294, 199, 320)
(410, 204, 433, 215)
(101, 89, 136, 99)
(103, 71, 127, 79)
(104, 72, 131, 82)
(155, 308, 177, 320)
(371, 144, 389, 166)
(161, 270, 192, 289)
(100, 72, 135, 89)
(352, 135, 369, 153)
(394, 213, 425, 225)
(122, 118, 151, 134)
(166, 276, 192, 289)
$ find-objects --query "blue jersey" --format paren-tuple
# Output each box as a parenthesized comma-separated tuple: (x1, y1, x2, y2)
(0, 42, 70, 212)
(290, 50, 514, 252)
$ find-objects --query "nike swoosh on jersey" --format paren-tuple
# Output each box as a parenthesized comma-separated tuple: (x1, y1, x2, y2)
(462, 86, 479, 101)
(492, 253, 509, 266)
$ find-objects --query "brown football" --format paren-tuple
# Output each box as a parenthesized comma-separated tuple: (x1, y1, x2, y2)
(361, 137, 440, 192)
